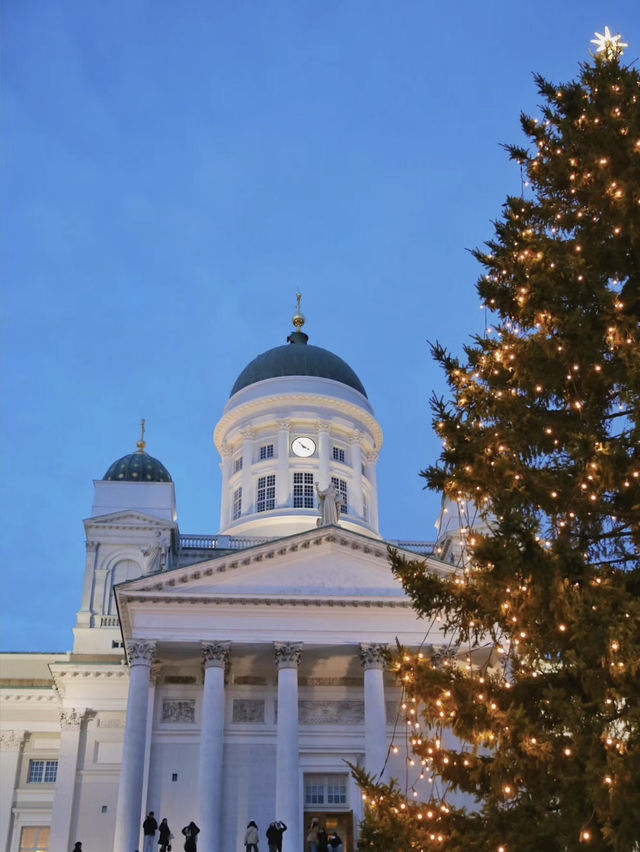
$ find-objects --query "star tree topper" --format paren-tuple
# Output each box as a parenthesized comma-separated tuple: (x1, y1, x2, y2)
(591, 26, 628, 60)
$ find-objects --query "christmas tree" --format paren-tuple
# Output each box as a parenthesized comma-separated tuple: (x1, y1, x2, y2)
(354, 29, 640, 851)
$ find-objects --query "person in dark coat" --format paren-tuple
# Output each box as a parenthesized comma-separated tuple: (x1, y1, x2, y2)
(317, 824, 329, 852)
(72, 843, 82, 852)
(328, 832, 343, 852)
(181, 821, 200, 852)
(158, 818, 172, 852)
(143, 812, 158, 852)
(266, 820, 287, 852)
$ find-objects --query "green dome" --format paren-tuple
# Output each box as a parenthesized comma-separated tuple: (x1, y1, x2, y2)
(230, 330, 368, 398)
(103, 450, 172, 482)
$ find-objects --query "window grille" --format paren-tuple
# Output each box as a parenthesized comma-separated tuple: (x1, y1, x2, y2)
(293, 472, 314, 508)
(331, 476, 348, 514)
(332, 446, 345, 463)
(304, 773, 348, 806)
(27, 760, 58, 784)
(233, 456, 243, 473)
(232, 487, 242, 520)
(259, 444, 274, 460)
(256, 475, 276, 512)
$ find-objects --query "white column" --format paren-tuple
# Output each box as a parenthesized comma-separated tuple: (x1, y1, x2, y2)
(219, 444, 234, 528)
(0, 730, 24, 852)
(114, 640, 156, 852)
(241, 428, 256, 514)
(349, 433, 364, 518)
(276, 420, 291, 506)
(274, 643, 302, 852)
(360, 644, 388, 781)
(363, 450, 380, 534)
(197, 642, 229, 852)
(49, 710, 84, 852)
(140, 674, 157, 830)
(317, 422, 330, 490)
(77, 541, 98, 627)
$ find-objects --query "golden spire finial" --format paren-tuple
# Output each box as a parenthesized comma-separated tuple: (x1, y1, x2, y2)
(292, 291, 305, 330)
(137, 418, 146, 453)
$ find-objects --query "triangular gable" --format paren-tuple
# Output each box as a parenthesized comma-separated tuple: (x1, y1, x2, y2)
(117, 527, 451, 602)
(84, 509, 176, 531)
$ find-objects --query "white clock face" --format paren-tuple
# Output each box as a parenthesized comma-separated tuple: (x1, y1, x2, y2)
(291, 437, 316, 457)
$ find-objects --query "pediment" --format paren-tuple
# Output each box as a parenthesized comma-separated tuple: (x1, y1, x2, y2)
(84, 510, 176, 531)
(117, 527, 446, 603)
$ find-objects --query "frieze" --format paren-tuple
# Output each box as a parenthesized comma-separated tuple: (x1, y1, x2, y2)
(299, 700, 365, 725)
(274, 642, 302, 668)
(162, 700, 196, 723)
(232, 699, 265, 724)
(96, 714, 126, 728)
(298, 677, 363, 687)
(126, 640, 156, 666)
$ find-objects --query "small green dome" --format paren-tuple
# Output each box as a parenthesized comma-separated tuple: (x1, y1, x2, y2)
(230, 330, 368, 398)
(103, 450, 172, 483)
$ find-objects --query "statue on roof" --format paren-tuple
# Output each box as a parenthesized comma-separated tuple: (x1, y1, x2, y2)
(316, 481, 344, 527)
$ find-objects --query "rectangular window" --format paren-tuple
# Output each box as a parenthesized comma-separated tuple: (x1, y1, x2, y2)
(232, 487, 242, 520)
(233, 456, 243, 473)
(304, 773, 348, 806)
(256, 475, 276, 512)
(27, 760, 58, 784)
(327, 776, 347, 804)
(293, 472, 314, 508)
(259, 444, 274, 460)
(331, 476, 348, 515)
(20, 827, 50, 852)
(332, 446, 345, 463)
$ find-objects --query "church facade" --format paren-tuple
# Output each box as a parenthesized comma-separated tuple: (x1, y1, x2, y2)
(0, 308, 465, 852)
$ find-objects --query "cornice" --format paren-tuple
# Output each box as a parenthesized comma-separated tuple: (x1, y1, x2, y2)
(1, 691, 59, 703)
(214, 392, 383, 451)
(120, 593, 411, 608)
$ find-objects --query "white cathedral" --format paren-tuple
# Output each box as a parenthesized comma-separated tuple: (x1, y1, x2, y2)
(0, 305, 470, 852)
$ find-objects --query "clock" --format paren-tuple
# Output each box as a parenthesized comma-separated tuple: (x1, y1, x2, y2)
(291, 436, 316, 457)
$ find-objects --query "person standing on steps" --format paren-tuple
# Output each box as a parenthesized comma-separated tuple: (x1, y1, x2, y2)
(181, 821, 199, 852)
(244, 820, 259, 852)
(266, 820, 287, 852)
(158, 818, 172, 852)
(142, 812, 158, 852)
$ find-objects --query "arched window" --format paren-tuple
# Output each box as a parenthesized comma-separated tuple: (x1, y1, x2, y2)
(107, 559, 140, 614)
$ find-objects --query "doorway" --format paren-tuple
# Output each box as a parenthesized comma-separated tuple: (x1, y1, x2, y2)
(304, 811, 354, 852)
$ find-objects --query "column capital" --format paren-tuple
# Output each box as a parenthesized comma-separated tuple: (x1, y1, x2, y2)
(277, 419, 292, 432)
(350, 430, 364, 445)
(202, 641, 230, 669)
(359, 643, 388, 670)
(316, 420, 330, 434)
(363, 449, 379, 465)
(242, 427, 256, 441)
(85, 540, 98, 552)
(126, 640, 156, 666)
(220, 442, 234, 458)
(274, 642, 302, 669)
(59, 709, 84, 730)
(0, 730, 25, 750)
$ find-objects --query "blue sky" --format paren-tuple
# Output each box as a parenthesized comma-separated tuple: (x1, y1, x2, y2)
(2, 1, 638, 651)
